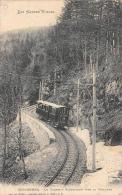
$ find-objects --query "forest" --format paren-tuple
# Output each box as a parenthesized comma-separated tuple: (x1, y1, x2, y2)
(0, 0, 122, 181)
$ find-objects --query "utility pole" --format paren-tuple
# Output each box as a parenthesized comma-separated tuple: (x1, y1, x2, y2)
(90, 52, 92, 72)
(39, 80, 43, 100)
(76, 79, 80, 132)
(54, 69, 57, 96)
(84, 37, 87, 75)
(39, 81, 41, 100)
(41, 80, 43, 100)
(92, 63, 96, 172)
(96, 40, 99, 73)
(18, 89, 22, 159)
(18, 77, 27, 179)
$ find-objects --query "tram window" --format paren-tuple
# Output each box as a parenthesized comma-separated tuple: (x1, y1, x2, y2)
(58, 109, 61, 114)
(39, 103, 42, 108)
(63, 108, 67, 114)
(45, 106, 47, 111)
(66, 109, 69, 114)
(64, 108, 66, 113)
(52, 108, 56, 115)
(46, 106, 48, 111)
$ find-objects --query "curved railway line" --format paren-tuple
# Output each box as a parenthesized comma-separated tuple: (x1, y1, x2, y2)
(42, 129, 80, 186)
(23, 105, 86, 186)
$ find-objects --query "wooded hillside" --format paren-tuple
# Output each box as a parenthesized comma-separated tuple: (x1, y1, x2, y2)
(0, 0, 122, 142)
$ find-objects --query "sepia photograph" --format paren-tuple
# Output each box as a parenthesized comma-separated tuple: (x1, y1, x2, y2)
(0, 0, 122, 194)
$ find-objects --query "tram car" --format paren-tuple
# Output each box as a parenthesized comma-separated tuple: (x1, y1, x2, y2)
(36, 100, 69, 128)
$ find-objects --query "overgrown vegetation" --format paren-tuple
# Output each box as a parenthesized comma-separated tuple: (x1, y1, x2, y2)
(0, 122, 40, 183)
(0, 0, 122, 182)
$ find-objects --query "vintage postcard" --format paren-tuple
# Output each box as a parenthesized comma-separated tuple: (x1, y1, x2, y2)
(0, 0, 122, 195)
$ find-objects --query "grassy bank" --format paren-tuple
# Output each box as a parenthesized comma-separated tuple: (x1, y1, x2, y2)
(0, 122, 40, 183)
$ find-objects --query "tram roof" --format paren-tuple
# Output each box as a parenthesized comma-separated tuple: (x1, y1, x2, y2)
(37, 100, 65, 108)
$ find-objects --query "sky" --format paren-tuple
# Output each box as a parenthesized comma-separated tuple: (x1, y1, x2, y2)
(0, 0, 64, 33)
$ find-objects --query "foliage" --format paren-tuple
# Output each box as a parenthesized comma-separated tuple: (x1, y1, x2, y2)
(0, 0, 121, 155)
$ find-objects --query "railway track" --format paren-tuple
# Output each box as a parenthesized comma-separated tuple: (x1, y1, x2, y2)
(23, 105, 86, 186)
(40, 129, 80, 186)
(22, 104, 36, 112)
(50, 130, 79, 185)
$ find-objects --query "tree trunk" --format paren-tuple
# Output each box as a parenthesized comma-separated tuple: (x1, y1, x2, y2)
(96, 40, 99, 72)
(105, 31, 109, 63)
(84, 37, 87, 75)
(117, 30, 120, 56)
(2, 111, 7, 180)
